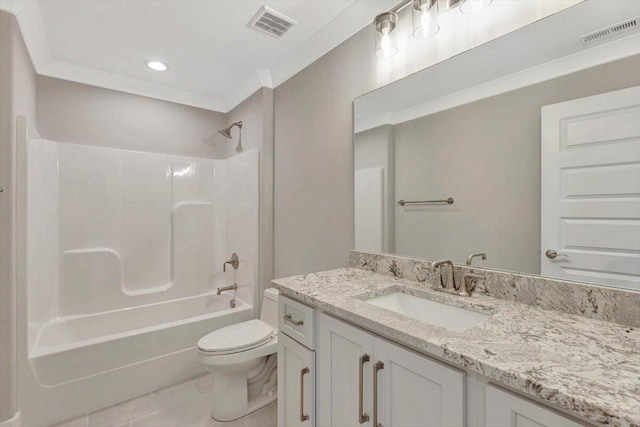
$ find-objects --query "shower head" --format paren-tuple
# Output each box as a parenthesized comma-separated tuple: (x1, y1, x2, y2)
(218, 121, 244, 152)
(218, 121, 243, 139)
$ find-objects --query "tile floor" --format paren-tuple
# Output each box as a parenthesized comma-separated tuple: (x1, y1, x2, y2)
(53, 374, 277, 427)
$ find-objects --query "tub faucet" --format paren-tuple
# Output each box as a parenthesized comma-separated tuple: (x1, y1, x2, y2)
(430, 259, 454, 291)
(217, 283, 238, 295)
(223, 253, 239, 272)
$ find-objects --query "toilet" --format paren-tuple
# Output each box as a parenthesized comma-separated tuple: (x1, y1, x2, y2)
(197, 288, 279, 421)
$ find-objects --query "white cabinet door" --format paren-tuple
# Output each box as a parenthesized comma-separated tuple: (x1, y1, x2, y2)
(374, 338, 465, 427)
(278, 333, 315, 427)
(317, 313, 375, 427)
(541, 86, 640, 289)
(485, 385, 583, 427)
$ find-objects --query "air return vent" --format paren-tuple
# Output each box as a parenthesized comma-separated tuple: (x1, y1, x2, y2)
(580, 17, 638, 44)
(249, 6, 297, 39)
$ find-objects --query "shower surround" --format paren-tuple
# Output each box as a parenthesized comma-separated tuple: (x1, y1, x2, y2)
(19, 137, 259, 426)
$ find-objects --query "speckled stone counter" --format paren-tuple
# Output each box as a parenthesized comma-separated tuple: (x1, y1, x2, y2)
(272, 268, 640, 427)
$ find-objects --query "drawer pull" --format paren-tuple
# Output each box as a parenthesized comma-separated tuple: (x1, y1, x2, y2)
(373, 361, 384, 427)
(284, 313, 304, 326)
(359, 354, 370, 424)
(300, 367, 310, 422)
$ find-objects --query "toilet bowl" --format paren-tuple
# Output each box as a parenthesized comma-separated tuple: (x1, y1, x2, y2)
(197, 288, 279, 421)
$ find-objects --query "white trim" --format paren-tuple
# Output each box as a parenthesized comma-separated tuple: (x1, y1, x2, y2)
(1, 0, 397, 113)
(269, 0, 397, 88)
(0, 0, 49, 70)
(39, 60, 227, 112)
(0, 411, 21, 427)
(222, 70, 270, 113)
(355, 33, 640, 133)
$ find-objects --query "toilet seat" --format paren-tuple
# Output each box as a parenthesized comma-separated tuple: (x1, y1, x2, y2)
(197, 319, 276, 355)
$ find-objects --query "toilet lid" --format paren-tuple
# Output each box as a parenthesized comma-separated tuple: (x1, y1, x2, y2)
(197, 319, 275, 354)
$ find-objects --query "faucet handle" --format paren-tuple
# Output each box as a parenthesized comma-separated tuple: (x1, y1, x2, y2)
(223, 253, 240, 272)
(431, 260, 454, 290)
(458, 272, 485, 297)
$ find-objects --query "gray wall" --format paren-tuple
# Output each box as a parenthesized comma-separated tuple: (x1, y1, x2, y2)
(226, 89, 275, 306)
(391, 55, 640, 273)
(0, 11, 39, 423)
(354, 124, 395, 253)
(274, 28, 371, 277)
(37, 76, 227, 157)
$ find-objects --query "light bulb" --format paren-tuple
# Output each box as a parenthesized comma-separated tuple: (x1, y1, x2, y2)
(460, 0, 492, 14)
(412, 0, 439, 39)
(145, 60, 169, 71)
(374, 12, 398, 58)
(379, 33, 397, 58)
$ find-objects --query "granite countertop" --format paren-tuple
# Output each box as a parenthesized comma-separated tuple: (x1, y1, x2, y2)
(272, 268, 640, 427)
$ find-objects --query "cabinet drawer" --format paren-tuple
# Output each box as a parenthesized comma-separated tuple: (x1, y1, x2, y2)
(279, 296, 316, 349)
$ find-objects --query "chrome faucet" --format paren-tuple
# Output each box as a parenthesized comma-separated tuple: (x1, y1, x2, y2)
(216, 283, 238, 295)
(223, 253, 239, 272)
(466, 253, 487, 266)
(430, 259, 454, 291)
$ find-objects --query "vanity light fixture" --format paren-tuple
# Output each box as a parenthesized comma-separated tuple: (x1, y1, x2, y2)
(374, 11, 399, 58)
(412, 0, 439, 39)
(145, 60, 169, 71)
(459, 0, 492, 14)
(374, 0, 492, 58)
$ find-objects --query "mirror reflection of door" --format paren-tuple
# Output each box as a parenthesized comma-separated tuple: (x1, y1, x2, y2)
(541, 86, 640, 289)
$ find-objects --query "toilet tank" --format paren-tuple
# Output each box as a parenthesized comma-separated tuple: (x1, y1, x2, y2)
(260, 288, 279, 329)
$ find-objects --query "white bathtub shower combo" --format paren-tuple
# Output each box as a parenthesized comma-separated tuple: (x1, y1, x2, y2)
(20, 136, 260, 426)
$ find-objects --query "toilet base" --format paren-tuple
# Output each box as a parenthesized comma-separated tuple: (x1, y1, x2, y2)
(208, 354, 278, 422)
(210, 393, 277, 422)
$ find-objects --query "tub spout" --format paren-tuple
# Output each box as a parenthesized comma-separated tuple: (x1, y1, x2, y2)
(217, 283, 238, 295)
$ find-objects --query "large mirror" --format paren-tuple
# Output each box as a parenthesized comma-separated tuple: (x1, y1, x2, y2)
(354, 0, 640, 290)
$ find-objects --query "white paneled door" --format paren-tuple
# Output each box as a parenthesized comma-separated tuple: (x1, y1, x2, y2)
(541, 86, 640, 289)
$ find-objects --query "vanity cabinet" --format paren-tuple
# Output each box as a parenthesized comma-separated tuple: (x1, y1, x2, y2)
(317, 313, 464, 427)
(278, 296, 316, 427)
(484, 385, 584, 427)
(278, 333, 315, 427)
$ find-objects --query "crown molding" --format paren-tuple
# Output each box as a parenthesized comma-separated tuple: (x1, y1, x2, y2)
(2, 0, 396, 113)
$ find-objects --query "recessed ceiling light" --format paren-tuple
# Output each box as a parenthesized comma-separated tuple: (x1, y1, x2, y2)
(145, 60, 169, 71)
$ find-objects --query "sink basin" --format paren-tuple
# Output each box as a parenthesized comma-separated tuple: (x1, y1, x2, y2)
(365, 292, 490, 332)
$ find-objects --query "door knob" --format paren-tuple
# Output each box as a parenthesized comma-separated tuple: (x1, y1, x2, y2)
(545, 249, 568, 259)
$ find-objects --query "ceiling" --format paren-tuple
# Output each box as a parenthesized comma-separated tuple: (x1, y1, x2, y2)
(1, 0, 397, 112)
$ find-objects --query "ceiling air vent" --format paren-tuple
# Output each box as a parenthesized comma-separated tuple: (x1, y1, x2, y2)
(249, 6, 297, 39)
(580, 17, 638, 44)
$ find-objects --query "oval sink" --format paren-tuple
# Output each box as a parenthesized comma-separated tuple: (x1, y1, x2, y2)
(365, 292, 491, 332)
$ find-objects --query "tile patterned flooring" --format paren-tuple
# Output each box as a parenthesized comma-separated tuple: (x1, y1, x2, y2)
(52, 374, 277, 427)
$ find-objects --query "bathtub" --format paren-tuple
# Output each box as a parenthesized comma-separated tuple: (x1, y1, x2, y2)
(22, 293, 253, 426)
